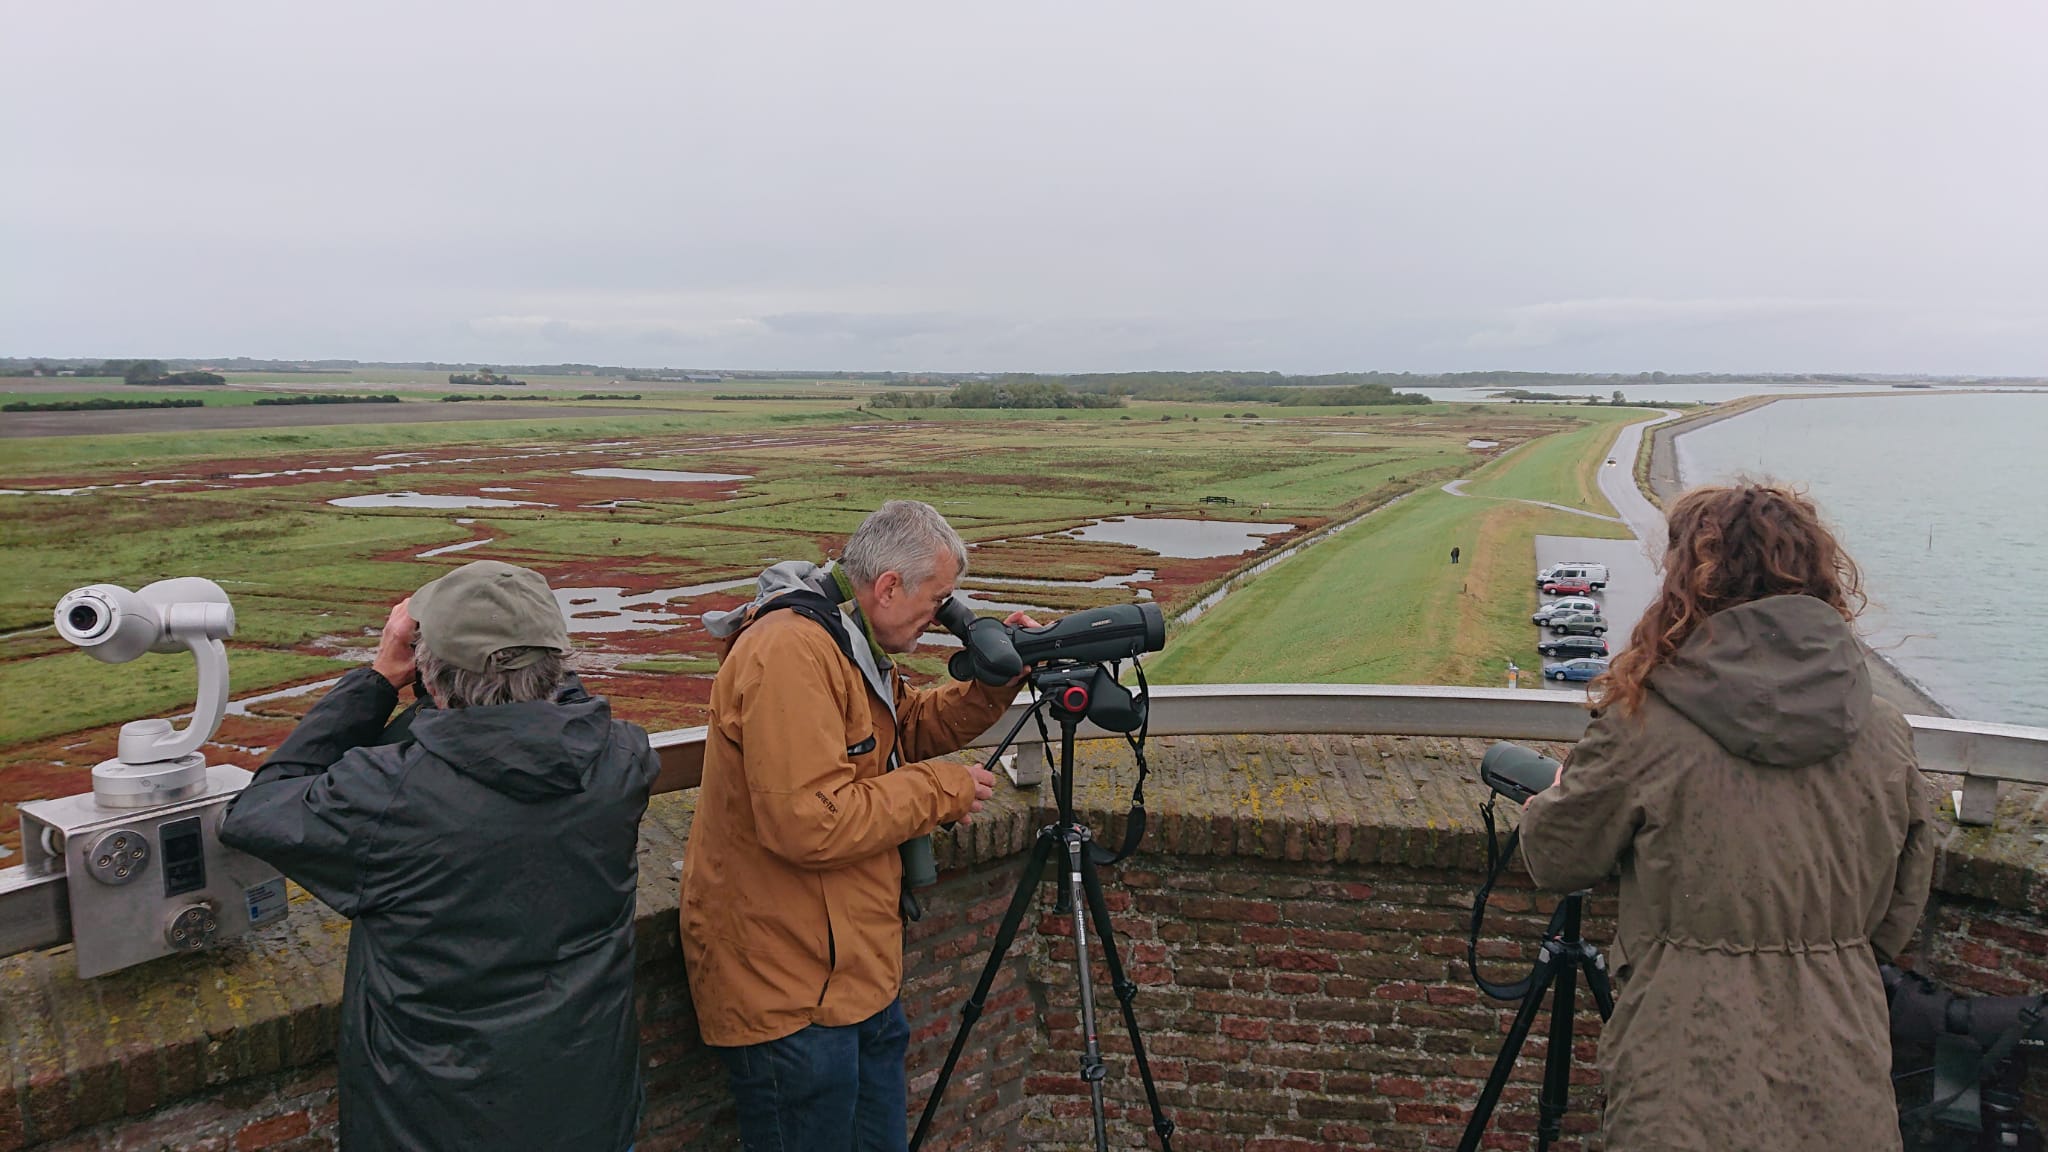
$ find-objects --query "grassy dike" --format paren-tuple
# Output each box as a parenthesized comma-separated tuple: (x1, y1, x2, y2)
(1146, 407, 1646, 687)
(1455, 407, 1636, 515)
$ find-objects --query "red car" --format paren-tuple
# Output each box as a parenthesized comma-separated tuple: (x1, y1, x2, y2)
(1541, 578, 1595, 596)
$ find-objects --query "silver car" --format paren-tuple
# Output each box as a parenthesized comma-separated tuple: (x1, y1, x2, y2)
(1532, 596, 1601, 624)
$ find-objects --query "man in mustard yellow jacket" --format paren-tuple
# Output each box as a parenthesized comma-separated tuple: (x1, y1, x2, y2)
(681, 500, 1030, 1152)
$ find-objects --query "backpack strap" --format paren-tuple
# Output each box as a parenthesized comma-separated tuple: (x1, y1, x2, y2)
(752, 589, 864, 670)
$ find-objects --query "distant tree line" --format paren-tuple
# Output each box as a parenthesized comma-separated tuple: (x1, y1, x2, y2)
(448, 369, 527, 386)
(967, 373, 1429, 406)
(4, 397, 204, 412)
(254, 394, 401, 406)
(715, 393, 861, 401)
(1491, 389, 1635, 404)
(437, 393, 638, 403)
(0, 358, 224, 384)
(117, 361, 226, 386)
(868, 382, 1125, 410)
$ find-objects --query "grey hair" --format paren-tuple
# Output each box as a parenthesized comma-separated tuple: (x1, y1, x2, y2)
(416, 646, 565, 709)
(840, 499, 969, 591)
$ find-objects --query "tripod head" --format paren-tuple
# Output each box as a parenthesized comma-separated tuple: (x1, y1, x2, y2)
(1030, 662, 1147, 733)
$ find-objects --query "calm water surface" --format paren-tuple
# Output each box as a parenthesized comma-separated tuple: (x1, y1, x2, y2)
(1676, 392, 2048, 725)
(1409, 381, 2043, 405)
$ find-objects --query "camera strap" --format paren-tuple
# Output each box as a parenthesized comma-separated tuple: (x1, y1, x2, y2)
(1089, 660, 1152, 866)
(1467, 798, 1540, 1003)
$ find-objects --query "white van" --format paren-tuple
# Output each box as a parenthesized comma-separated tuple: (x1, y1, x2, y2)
(1536, 563, 1610, 590)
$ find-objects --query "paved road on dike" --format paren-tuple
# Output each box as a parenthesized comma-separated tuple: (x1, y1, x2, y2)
(1598, 410, 1680, 543)
(1527, 411, 1677, 685)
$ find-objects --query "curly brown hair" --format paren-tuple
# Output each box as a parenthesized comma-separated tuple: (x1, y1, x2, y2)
(1596, 483, 1866, 716)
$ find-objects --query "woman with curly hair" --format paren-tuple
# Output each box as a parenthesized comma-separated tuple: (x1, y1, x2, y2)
(1518, 483, 1936, 1151)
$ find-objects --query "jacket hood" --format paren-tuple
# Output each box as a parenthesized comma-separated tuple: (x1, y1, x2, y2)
(1648, 595, 1871, 768)
(703, 560, 833, 640)
(701, 560, 897, 716)
(410, 675, 615, 801)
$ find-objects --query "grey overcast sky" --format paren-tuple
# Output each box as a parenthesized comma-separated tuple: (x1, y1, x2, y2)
(4, 2, 2044, 374)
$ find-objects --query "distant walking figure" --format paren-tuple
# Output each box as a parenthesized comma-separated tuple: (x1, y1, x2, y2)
(1450, 546, 1461, 565)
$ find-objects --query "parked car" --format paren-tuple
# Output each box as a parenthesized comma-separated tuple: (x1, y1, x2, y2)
(1536, 563, 1610, 590)
(1531, 596, 1601, 624)
(1538, 635, 1610, 659)
(1548, 612, 1608, 637)
(1543, 657, 1610, 682)
(1541, 578, 1595, 597)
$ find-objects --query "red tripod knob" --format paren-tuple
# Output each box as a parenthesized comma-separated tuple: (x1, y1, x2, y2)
(1059, 684, 1091, 712)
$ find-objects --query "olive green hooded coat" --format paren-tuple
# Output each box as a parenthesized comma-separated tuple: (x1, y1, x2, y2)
(1521, 595, 1937, 1152)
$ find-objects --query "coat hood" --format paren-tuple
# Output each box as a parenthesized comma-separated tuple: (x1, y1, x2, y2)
(1648, 595, 1871, 768)
(702, 560, 897, 716)
(410, 675, 616, 801)
(703, 560, 834, 640)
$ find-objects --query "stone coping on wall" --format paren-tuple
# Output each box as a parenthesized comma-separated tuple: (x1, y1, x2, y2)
(3, 732, 2042, 1148)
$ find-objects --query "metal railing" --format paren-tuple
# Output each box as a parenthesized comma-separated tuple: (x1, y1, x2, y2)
(7, 685, 2043, 965)
(652, 683, 2047, 825)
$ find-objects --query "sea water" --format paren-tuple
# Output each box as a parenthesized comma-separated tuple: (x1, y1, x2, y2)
(1675, 391, 2048, 726)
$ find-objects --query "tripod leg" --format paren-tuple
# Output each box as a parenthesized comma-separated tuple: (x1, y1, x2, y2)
(911, 830, 1057, 1152)
(1581, 950, 1615, 1021)
(1063, 835, 1111, 1152)
(1536, 956, 1579, 1152)
(1456, 949, 1562, 1152)
(1079, 847, 1177, 1150)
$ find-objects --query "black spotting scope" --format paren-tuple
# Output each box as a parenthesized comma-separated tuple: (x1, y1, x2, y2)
(1885, 964, 2048, 1051)
(1479, 742, 1561, 805)
(936, 599, 1166, 686)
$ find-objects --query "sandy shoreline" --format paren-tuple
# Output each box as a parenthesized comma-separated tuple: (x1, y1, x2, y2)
(1641, 397, 1953, 718)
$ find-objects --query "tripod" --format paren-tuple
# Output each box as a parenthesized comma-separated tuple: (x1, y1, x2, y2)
(911, 669, 1176, 1152)
(1457, 892, 1615, 1152)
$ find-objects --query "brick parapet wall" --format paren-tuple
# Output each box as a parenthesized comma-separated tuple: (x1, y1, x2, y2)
(4, 733, 2042, 1151)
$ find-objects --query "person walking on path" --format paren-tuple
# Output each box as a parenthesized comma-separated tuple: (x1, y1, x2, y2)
(1450, 545, 1461, 564)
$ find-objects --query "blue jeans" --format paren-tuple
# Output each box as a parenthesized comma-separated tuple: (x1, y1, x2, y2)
(719, 999, 911, 1152)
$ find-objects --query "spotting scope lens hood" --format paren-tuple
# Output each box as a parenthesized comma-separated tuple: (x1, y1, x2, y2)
(1479, 742, 1561, 805)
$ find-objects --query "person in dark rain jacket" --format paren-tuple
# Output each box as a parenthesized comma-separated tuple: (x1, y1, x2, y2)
(222, 560, 658, 1152)
(1519, 485, 1936, 1152)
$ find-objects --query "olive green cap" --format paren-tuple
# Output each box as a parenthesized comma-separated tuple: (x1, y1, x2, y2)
(410, 560, 571, 673)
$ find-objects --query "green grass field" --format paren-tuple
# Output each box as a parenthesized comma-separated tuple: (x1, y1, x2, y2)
(1456, 405, 1649, 515)
(0, 395, 1625, 777)
(1148, 409, 1639, 686)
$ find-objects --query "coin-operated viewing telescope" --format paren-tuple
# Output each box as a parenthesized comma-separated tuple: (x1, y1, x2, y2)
(0, 579, 288, 977)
